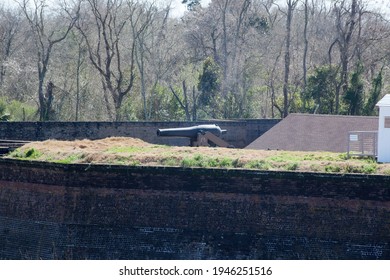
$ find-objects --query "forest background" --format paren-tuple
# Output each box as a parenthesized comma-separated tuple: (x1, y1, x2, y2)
(0, 0, 389, 122)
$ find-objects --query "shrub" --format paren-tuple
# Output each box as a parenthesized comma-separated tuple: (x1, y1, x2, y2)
(245, 160, 271, 170)
(285, 162, 299, 171)
(24, 148, 42, 159)
(325, 165, 341, 173)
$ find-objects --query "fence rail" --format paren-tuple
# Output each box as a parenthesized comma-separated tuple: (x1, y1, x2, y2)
(347, 131, 378, 158)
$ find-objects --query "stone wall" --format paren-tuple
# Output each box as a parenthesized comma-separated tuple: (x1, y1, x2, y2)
(0, 119, 279, 148)
(0, 158, 389, 260)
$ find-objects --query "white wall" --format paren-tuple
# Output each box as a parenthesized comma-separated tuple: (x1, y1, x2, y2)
(377, 106, 390, 162)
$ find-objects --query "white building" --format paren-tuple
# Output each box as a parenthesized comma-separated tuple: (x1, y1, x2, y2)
(376, 94, 390, 162)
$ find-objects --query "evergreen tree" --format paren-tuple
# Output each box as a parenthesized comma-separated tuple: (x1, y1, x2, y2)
(182, 0, 201, 11)
(344, 64, 364, 115)
(363, 69, 383, 116)
(198, 57, 221, 116)
(304, 65, 339, 114)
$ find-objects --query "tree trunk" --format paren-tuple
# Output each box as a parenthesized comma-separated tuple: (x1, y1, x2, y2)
(282, 0, 297, 118)
(303, 0, 309, 91)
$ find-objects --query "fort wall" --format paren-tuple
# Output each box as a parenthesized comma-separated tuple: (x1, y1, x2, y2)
(0, 119, 279, 148)
(0, 159, 389, 259)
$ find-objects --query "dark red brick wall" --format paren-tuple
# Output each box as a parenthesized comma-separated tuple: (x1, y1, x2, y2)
(0, 159, 389, 259)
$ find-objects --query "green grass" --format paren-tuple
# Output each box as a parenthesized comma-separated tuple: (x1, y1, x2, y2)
(244, 160, 271, 170)
(107, 145, 169, 154)
(6, 142, 390, 175)
(10, 148, 42, 160)
(180, 154, 240, 169)
(106, 146, 146, 153)
(53, 154, 84, 164)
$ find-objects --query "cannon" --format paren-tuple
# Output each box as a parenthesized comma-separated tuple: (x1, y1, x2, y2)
(157, 124, 233, 147)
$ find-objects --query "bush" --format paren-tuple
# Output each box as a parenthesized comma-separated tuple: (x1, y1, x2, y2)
(285, 162, 299, 171)
(325, 165, 341, 173)
(0, 98, 37, 121)
(245, 160, 271, 170)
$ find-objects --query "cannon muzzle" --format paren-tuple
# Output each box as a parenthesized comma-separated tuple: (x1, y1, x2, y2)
(157, 124, 226, 138)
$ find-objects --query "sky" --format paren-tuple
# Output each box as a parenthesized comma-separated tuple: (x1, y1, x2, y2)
(1, 0, 211, 18)
(1, 0, 387, 18)
(170, 0, 211, 17)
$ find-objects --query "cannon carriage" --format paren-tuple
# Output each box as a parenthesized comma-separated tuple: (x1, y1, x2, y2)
(157, 124, 233, 148)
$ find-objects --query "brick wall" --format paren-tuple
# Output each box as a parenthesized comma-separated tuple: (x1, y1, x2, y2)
(0, 119, 279, 148)
(0, 159, 389, 259)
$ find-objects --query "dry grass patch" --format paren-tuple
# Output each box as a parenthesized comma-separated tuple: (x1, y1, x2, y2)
(5, 137, 390, 175)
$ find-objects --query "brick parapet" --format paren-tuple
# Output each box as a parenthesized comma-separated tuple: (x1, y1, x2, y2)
(0, 159, 389, 259)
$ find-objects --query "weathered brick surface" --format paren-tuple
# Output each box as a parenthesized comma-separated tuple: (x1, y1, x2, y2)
(0, 119, 279, 148)
(0, 159, 389, 259)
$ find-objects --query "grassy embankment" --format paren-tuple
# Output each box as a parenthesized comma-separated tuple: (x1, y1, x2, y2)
(5, 137, 390, 175)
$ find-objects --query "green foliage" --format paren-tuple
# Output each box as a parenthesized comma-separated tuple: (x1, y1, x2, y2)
(119, 96, 140, 121)
(151, 84, 186, 121)
(106, 146, 145, 153)
(267, 153, 301, 162)
(304, 63, 383, 117)
(0, 113, 10, 121)
(8, 142, 385, 175)
(288, 91, 306, 113)
(304, 65, 339, 114)
(0, 98, 37, 121)
(7, 100, 37, 121)
(245, 160, 271, 170)
(159, 157, 180, 166)
(248, 15, 269, 33)
(363, 69, 383, 116)
(181, 154, 238, 169)
(325, 164, 341, 173)
(0, 98, 9, 121)
(285, 162, 299, 171)
(223, 91, 245, 119)
(198, 57, 221, 108)
(181, 154, 208, 168)
(119, 84, 187, 121)
(11, 148, 42, 160)
(0, 98, 6, 115)
(344, 63, 364, 115)
(345, 163, 377, 174)
(54, 154, 83, 164)
(182, 0, 201, 11)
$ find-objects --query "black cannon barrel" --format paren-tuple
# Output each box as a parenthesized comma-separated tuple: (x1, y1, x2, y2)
(157, 124, 226, 138)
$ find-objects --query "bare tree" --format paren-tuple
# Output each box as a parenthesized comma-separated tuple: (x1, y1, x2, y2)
(169, 81, 192, 121)
(76, 0, 136, 121)
(328, 0, 358, 114)
(130, 1, 157, 120)
(0, 6, 23, 90)
(18, 0, 79, 120)
(281, 0, 299, 117)
(2, 0, 389, 121)
(302, 0, 309, 90)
